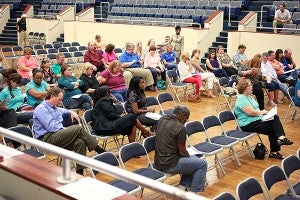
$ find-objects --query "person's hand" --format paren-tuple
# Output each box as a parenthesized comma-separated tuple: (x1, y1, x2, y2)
(92, 65, 97, 71)
(73, 82, 79, 88)
(70, 111, 80, 123)
(261, 110, 268, 115)
(156, 68, 161, 73)
(147, 107, 155, 113)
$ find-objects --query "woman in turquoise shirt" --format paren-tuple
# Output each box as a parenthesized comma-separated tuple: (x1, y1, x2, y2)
(26, 69, 49, 107)
(234, 78, 293, 159)
(0, 73, 33, 124)
(58, 64, 92, 110)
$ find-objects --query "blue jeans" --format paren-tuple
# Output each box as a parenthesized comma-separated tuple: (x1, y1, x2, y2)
(165, 63, 178, 71)
(111, 88, 128, 102)
(273, 79, 289, 98)
(212, 68, 229, 78)
(64, 93, 92, 111)
(163, 156, 207, 192)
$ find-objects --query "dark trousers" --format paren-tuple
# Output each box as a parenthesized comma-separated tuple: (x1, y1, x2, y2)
(252, 82, 264, 110)
(240, 115, 284, 152)
(223, 67, 238, 77)
(138, 113, 158, 131)
(0, 109, 17, 128)
(147, 67, 166, 86)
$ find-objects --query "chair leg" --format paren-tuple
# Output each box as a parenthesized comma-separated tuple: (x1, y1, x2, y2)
(284, 105, 291, 123)
(230, 147, 241, 166)
(215, 154, 226, 175)
(245, 140, 255, 158)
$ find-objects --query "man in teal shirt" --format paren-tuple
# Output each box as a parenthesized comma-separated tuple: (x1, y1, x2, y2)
(51, 52, 65, 78)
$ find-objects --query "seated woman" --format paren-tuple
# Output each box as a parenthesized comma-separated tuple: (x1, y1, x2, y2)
(0, 73, 33, 124)
(26, 69, 49, 107)
(99, 61, 128, 102)
(191, 49, 219, 98)
(18, 47, 39, 82)
(205, 49, 229, 78)
(234, 78, 293, 159)
(294, 74, 300, 106)
(216, 45, 238, 76)
(79, 62, 101, 98)
(178, 52, 202, 101)
(125, 77, 158, 134)
(91, 86, 138, 143)
(102, 43, 118, 68)
(41, 58, 56, 85)
(58, 64, 92, 111)
(143, 45, 166, 91)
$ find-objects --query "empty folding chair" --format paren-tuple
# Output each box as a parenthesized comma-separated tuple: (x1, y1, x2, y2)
(262, 165, 299, 199)
(47, 48, 58, 54)
(185, 121, 225, 174)
(38, 33, 46, 45)
(12, 46, 23, 58)
(282, 155, 300, 197)
(157, 92, 177, 115)
(36, 49, 48, 61)
(58, 47, 69, 53)
(43, 44, 53, 49)
(33, 44, 43, 51)
(216, 77, 237, 111)
(202, 115, 241, 166)
(62, 42, 71, 48)
(71, 42, 80, 46)
(6, 125, 45, 159)
(281, 24, 297, 34)
(218, 110, 255, 158)
(1, 47, 16, 67)
(33, 32, 40, 44)
(47, 53, 57, 62)
(53, 43, 62, 49)
(119, 142, 166, 195)
(236, 177, 267, 200)
(91, 152, 141, 195)
(213, 192, 236, 200)
(78, 45, 87, 53)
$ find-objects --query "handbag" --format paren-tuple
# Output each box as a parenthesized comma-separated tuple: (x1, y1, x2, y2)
(187, 94, 199, 103)
(253, 142, 267, 160)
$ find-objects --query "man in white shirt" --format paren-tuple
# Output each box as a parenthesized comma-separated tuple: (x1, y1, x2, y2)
(273, 3, 292, 33)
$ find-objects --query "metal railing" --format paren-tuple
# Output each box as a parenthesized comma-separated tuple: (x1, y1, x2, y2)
(259, 4, 276, 28)
(0, 127, 208, 200)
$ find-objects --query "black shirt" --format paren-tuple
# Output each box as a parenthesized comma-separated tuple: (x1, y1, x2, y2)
(17, 18, 26, 32)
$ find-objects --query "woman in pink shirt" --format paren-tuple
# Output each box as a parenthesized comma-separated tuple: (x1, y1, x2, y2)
(18, 47, 39, 80)
(102, 43, 118, 68)
(99, 60, 127, 102)
(143, 45, 166, 91)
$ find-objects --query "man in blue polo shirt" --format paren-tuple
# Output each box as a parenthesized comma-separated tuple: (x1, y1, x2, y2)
(162, 44, 177, 71)
(119, 43, 154, 91)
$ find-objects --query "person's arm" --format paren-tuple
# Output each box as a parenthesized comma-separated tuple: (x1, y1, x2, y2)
(100, 99, 120, 120)
(57, 77, 77, 89)
(119, 54, 135, 68)
(178, 62, 191, 78)
(27, 88, 47, 100)
(84, 51, 91, 63)
(205, 59, 214, 71)
(130, 102, 154, 114)
(242, 105, 268, 117)
(18, 57, 32, 72)
(143, 53, 151, 68)
(177, 128, 189, 157)
(180, 36, 184, 53)
(79, 75, 94, 94)
(191, 59, 204, 73)
(297, 89, 300, 98)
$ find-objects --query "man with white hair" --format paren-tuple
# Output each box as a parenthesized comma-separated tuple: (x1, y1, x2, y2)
(16, 14, 29, 46)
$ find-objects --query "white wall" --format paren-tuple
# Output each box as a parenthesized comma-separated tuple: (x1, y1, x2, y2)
(227, 31, 300, 66)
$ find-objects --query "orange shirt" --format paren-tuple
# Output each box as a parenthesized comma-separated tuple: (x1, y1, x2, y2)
(269, 59, 284, 75)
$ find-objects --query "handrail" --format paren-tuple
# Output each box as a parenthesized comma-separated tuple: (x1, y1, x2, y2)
(100, 2, 110, 21)
(48, 18, 60, 30)
(260, 4, 276, 28)
(0, 127, 208, 200)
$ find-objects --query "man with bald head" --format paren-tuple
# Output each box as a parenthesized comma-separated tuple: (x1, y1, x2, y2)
(84, 41, 105, 74)
(283, 49, 298, 79)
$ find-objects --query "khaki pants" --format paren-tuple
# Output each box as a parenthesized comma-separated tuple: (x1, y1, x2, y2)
(272, 20, 292, 33)
(123, 68, 154, 87)
(19, 31, 29, 46)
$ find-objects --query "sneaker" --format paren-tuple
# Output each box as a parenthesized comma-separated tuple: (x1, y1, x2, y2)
(269, 152, 284, 159)
(274, 99, 283, 104)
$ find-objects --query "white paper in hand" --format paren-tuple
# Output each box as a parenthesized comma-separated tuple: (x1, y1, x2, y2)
(71, 94, 82, 99)
(145, 112, 161, 120)
(262, 106, 277, 122)
(186, 146, 203, 156)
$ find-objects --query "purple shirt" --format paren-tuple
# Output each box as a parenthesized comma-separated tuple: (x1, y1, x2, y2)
(100, 69, 127, 91)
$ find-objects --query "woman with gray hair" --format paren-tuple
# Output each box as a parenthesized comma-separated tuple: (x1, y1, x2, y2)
(79, 62, 101, 97)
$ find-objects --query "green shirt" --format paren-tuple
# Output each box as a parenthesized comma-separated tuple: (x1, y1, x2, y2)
(234, 94, 262, 127)
(51, 63, 62, 75)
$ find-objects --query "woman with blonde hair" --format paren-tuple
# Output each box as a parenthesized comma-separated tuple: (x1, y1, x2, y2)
(191, 49, 218, 98)
(178, 52, 202, 101)
(99, 60, 128, 102)
(135, 41, 143, 58)
(79, 62, 101, 97)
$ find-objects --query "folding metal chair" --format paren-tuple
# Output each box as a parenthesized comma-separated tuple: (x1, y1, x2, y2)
(213, 192, 236, 200)
(282, 155, 300, 197)
(236, 177, 267, 200)
(91, 152, 141, 195)
(284, 86, 299, 123)
(157, 92, 177, 115)
(216, 77, 237, 111)
(185, 120, 225, 175)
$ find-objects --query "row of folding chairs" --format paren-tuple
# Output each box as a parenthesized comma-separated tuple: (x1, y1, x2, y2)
(28, 32, 46, 45)
(213, 149, 300, 199)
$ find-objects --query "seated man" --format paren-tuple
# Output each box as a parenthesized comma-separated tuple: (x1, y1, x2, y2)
(232, 44, 248, 71)
(154, 105, 207, 193)
(119, 43, 155, 91)
(283, 48, 299, 79)
(51, 53, 65, 79)
(33, 87, 105, 175)
(84, 41, 105, 74)
(273, 3, 292, 33)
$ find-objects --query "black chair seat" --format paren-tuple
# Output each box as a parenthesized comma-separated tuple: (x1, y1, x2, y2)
(226, 130, 253, 139)
(211, 136, 238, 146)
(133, 168, 165, 180)
(23, 148, 44, 158)
(194, 142, 222, 153)
(109, 179, 140, 193)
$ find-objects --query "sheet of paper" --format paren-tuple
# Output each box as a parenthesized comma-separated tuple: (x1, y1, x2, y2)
(186, 146, 203, 156)
(0, 144, 23, 159)
(71, 94, 82, 99)
(262, 106, 277, 122)
(56, 177, 126, 200)
(145, 112, 162, 120)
